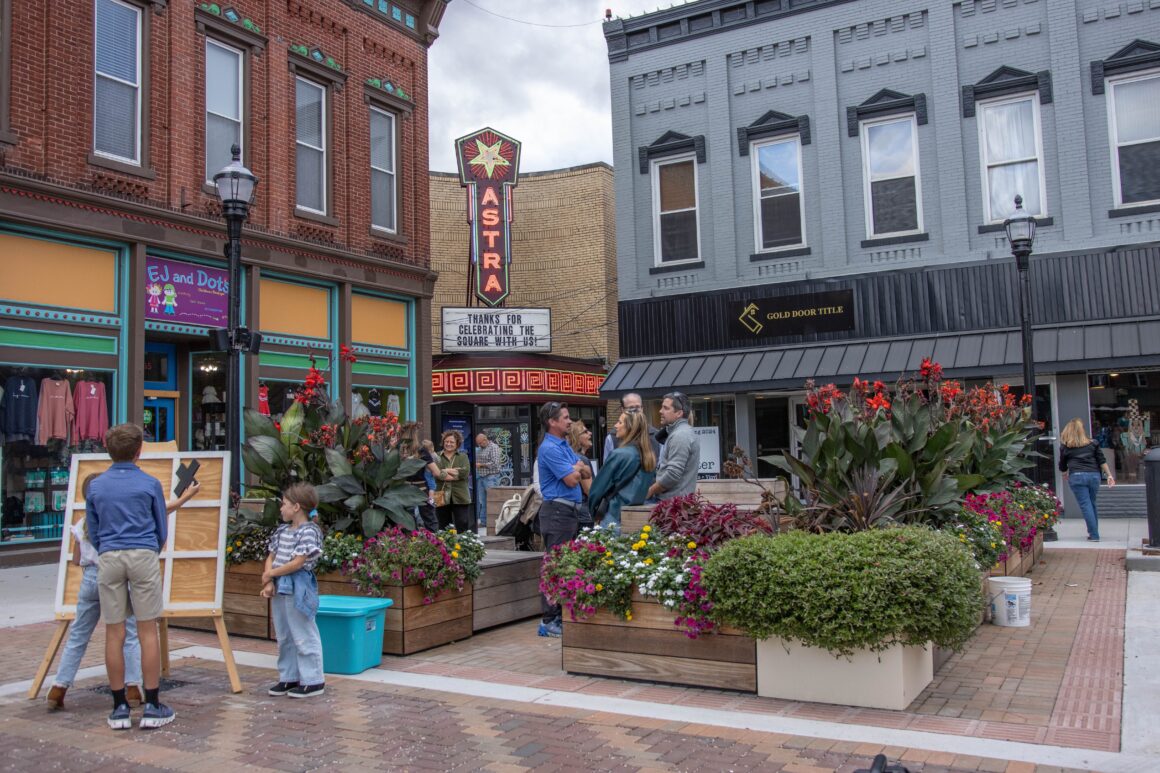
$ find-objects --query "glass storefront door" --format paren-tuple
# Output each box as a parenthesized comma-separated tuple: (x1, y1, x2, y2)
(1089, 370, 1159, 483)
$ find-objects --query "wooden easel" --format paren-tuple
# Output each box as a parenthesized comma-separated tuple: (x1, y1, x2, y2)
(27, 452, 244, 699)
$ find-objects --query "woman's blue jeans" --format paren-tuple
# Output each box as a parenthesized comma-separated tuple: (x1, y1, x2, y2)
(1069, 471, 1102, 540)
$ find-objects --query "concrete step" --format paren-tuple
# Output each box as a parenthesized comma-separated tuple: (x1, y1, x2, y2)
(1099, 484, 1148, 518)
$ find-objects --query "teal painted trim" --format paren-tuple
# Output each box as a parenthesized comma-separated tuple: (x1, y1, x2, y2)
(145, 320, 214, 336)
(261, 333, 330, 348)
(0, 358, 116, 374)
(259, 351, 331, 371)
(0, 221, 128, 317)
(352, 343, 411, 360)
(0, 326, 118, 354)
(352, 360, 408, 378)
(407, 299, 416, 420)
(0, 304, 120, 327)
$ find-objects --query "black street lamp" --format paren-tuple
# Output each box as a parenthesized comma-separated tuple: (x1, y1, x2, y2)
(212, 144, 259, 496)
(1004, 194, 1038, 425)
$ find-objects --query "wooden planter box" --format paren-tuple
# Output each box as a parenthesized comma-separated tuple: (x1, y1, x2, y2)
(473, 550, 543, 632)
(757, 638, 933, 710)
(316, 572, 472, 656)
(563, 589, 757, 692)
(170, 561, 271, 638)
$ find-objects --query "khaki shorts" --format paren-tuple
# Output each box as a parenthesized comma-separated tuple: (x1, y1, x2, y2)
(97, 549, 163, 624)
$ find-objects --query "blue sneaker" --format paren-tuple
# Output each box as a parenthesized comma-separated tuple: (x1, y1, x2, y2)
(107, 703, 131, 730)
(139, 701, 175, 729)
(537, 619, 562, 638)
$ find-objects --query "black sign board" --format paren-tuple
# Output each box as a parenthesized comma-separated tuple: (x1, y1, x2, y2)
(730, 289, 855, 341)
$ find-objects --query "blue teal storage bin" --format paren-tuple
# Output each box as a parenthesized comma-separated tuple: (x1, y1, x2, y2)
(316, 595, 393, 674)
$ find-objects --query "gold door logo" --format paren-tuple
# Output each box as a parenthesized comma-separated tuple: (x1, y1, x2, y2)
(739, 302, 763, 334)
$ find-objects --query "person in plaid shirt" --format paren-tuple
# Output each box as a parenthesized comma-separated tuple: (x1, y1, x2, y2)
(474, 433, 504, 529)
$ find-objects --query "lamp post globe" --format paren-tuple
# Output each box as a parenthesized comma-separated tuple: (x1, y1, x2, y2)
(212, 144, 259, 496)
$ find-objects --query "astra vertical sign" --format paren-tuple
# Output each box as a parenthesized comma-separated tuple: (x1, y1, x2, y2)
(454, 127, 522, 306)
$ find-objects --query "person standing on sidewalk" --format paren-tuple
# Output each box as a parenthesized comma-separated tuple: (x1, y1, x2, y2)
(261, 483, 326, 698)
(474, 433, 503, 530)
(1059, 418, 1115, 542)
(434, 430, 473, 534)
(602, 392, 661, 461)
(646, 392, 700, 502)
(85, 423, 174, 730)
(48, 475, 201, 711)
(536, 401, 591, 638)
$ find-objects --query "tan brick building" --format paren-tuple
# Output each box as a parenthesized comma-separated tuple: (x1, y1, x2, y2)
(428, 162, 618, 485)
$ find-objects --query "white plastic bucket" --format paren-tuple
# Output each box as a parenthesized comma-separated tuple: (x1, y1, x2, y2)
(988, 577, 1032, 627)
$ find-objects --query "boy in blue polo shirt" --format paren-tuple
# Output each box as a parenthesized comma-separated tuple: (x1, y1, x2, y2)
(535, 401, 591, 638)
(86, 423, 174, 730)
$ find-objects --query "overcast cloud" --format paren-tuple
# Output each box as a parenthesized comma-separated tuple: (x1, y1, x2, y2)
(428, 0, 696, 173)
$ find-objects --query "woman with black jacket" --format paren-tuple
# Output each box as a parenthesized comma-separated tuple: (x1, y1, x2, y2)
(1058, 418, 1115, 542)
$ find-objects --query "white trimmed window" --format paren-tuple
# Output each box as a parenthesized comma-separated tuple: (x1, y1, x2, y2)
(370, 106, 396, 233)
(1108, 70, 1160, 207)
(861, 115, 922, 236)
(295, 77, 326, 214)
(205, 39, 243, 182)
(651, 155, 700, 264)
(752, 136, 805, 252)
(93, 0, 142, 164)
(979, 94, 1045, 222)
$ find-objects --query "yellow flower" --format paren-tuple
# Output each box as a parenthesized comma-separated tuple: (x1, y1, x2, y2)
(235, 540, 242, 546)
(644, 558, 653, 565)
(990, 542, 996, 549)
(335, 532, 343, 537)
(604, 560, 614, 566)
(687, 541, 697, 550)
(454, 544, 461, 550)
(625, 612, 633, 621)
(641, 525, 651, 533)
(595, 583, 603, 591)
(449, 528, 457, 534)
(604, 550, 612, 557)
(226, 546, 233, 553)
(452, 551, 459, 559)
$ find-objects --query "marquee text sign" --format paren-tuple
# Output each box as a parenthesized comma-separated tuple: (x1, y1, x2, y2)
(454, 127, 522, 306)
(730, 289, 855, 341)
(441, 307, 551, 352)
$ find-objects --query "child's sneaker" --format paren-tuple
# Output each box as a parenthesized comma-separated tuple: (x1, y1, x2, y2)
(107, 703, 132, 730)
(537, 619, 562, 638)
(286, 683, 325, 698)
(139, 702, 175, 729)
(267, 681, 300, 696)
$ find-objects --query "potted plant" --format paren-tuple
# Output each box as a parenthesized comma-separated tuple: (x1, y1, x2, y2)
(702, 527, 982, 710)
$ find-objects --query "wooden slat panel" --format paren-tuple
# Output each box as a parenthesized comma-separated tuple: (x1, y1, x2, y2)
(219, 591, 267, 616)
(563, 647, 756, 692)
(403, 592, 472, 630)
(172, 507, 222, 551)
(401, 582, 471, 607)
(402, 614, 473, 655)
(474, 577, 541, 610)
(169, 558, 216, 604)
(475, 553, 542, 588)
(472, 597, 541, 631)
(225, 568, 268, 595)
(564, 621, 755, 664)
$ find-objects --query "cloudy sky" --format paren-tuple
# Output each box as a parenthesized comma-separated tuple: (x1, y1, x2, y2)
(428, 0, 696, 173)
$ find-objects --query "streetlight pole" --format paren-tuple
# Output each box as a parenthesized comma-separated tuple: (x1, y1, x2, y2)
(212, 145, 259, 497)
(1004, 194, 1038, 424)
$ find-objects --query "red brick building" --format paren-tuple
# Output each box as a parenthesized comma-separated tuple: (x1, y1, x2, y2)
(0, 0, 444, 548)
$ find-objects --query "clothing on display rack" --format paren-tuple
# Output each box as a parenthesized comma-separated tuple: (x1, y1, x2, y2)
(257, 385, 270, 416)
(36, 376, 75, 445)
(366, 388, 382, 416)
(386, 393, 400, 417)
(73, 380, 109, 443)
(1, 375, 38, 442)
(351, 393, 371, 419)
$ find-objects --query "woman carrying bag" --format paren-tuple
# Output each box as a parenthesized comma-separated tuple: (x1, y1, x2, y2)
(434, 429, 473, 534)
(1059, 418, 1115, 542)
(588, 411, 657, 534)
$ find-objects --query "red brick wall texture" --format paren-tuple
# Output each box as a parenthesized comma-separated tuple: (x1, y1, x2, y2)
(3, 0, 432, 266)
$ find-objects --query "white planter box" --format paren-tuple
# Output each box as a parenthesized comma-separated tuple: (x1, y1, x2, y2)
(756, 638, 933, 711)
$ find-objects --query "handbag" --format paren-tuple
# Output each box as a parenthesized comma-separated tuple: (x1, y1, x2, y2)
(433, 486, 447, 508)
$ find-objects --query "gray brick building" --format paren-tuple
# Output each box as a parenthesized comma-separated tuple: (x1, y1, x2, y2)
(600, 0, 1160, 515)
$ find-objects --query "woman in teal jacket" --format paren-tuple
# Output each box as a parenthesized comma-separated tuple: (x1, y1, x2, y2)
(589, 411, 656, 533)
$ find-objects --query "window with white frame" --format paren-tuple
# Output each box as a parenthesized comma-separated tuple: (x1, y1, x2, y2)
(295, 77, 326, 214)
(861, 115, 922, 236)
(979, 95, 1045, 222)
(652, 156, 699, 264)
(1108, 71, 1160, 206)
(370, 106, 396, 233)
(205, 39, 243, 182)
(93, 0, 142, 164)
(752, 136, 805, 251)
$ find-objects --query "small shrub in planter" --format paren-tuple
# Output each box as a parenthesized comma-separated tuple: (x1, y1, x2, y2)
(702, 527, 983, 657)
(649, 494, 772, 549)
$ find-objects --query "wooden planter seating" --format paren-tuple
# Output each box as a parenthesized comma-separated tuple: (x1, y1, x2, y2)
(473, 549, 544, 632)
(563, 589, 757, 692)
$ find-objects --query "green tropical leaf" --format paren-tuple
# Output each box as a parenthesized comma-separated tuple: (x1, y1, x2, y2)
(243, 408, 280, 439)
(343, 494, 367, 511)
(325, 447, 353, 477)
(315, 482, 348, 503)
(241, 443, 276, 481)
(280, 401, 306, 448)
(361, 507, 387, 536)
(248, 435, 290, 470)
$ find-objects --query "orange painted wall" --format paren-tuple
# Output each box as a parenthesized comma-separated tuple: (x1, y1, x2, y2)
(258, 279, 330, 338)
(0, 233, 117, 312)
(351, 294, 407, 348)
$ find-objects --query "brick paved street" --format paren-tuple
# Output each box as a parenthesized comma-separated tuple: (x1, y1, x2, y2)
(0, 548, 1142, 771)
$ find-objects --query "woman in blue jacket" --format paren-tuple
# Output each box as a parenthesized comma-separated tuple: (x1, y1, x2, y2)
(589, 411, 657, 533)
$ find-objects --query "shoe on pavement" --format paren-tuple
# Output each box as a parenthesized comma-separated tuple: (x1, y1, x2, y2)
(139, 702, 176, 729)
(125, 684, 143, 707)
(537, 619, 562, 638)
(46, 685, 67, 711)
(267, 681, 300, 696)
(287, 684, 325, 698)
(107, 703, 132, 730)
(1087, 536, 1100, 542)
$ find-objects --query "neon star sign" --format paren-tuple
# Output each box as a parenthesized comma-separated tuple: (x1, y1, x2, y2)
(454, 127, 521, 306)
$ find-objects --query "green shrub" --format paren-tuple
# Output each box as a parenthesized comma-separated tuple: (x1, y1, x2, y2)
(702, 527, 982, 657)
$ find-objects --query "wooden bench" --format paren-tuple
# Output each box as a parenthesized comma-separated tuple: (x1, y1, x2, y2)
(473, 549, 544, 631)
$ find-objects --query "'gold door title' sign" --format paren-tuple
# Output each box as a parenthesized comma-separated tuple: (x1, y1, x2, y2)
(732, 289, 855, 340)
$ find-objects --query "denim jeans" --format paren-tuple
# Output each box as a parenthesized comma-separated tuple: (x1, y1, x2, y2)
(271, 593, 324, 685)
(53, 564, 141, 687)
(476, 473, 501, 527)
(1069, 471, 1102, 540)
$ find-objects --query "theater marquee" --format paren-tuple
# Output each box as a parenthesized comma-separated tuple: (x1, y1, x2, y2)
(441, 307, 551, 353)
(454, 127, 522, 306)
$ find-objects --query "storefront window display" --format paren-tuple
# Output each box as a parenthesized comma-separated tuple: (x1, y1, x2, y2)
(351, 385, 406, 421)
(191, 352, 227, 451)
(1090, 370, 1159, 483)
(0, 365, 114, 544)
